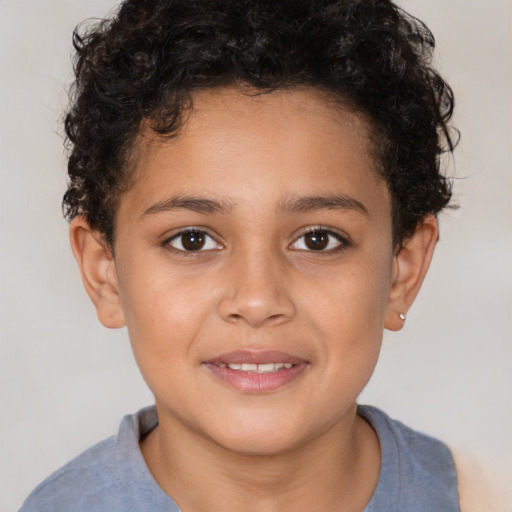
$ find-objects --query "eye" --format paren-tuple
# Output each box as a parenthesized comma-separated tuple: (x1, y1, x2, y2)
(290, 228, 347, 252)
(166, 229, 222, 252)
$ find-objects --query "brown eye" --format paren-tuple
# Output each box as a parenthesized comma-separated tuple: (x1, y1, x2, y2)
(304, 231, 330, 250)
(167, 230, 221, 252)
(181, 231, 205, 250)
(291, 229, 346, 252)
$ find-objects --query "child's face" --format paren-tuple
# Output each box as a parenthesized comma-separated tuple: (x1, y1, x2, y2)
(100, 88, 399, 454)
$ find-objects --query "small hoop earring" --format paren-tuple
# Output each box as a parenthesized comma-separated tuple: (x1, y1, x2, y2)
(399, 313, 406, 321)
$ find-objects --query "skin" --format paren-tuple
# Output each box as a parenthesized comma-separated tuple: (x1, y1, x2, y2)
(70, 87, 438, 512)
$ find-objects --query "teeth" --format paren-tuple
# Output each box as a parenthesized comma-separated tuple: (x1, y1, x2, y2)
(223, 362, 294, 373)
(256, 363, 275, 372)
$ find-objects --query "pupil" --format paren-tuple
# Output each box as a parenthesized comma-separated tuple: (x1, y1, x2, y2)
(182, 231, 205, 251)
(305, 231, 328, 250)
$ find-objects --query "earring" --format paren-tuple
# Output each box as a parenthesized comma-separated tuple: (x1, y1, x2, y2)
(399, 313, 406, 321)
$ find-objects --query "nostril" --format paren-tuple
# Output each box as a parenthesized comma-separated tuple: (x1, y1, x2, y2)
(226, 313, 243, 323)
(224, 310, 292, 328)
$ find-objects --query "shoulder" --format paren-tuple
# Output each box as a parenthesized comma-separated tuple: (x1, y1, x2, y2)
(359, 405, 460, 512)
(18, 407, 161, 512)
(18, 435, 120, 512)
(359, 405, 457, 474)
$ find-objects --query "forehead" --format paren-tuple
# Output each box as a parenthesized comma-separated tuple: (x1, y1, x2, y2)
(134, 87, 377, 164)
(124, 87, 390, 221)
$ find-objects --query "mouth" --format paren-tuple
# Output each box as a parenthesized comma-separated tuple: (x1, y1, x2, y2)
(203, 350, 308, 393)
(217, 362, 294, 373)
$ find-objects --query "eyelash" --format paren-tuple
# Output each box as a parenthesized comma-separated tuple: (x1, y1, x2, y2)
(163, 227, 350, 255)
(164, 228, 222, 254)
(290, 227, 349, 254)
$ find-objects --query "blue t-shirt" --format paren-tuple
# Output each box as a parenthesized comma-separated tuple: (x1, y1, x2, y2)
(19, 405, 460, 511)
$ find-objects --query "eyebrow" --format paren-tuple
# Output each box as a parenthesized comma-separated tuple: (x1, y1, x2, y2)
(280, 194, 369, 216)
(141, 195, 234, 218)
(141, 192, 368, 219)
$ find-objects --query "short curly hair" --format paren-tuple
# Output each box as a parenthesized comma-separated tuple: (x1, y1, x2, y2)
(63, 0, 456, 247)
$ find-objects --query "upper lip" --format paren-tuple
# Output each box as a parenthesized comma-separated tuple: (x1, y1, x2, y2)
(204, 350, 307, 365)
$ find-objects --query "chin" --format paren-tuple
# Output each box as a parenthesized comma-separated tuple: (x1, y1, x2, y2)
(217, 433, 302, 457)
(206, 413, 314, 457)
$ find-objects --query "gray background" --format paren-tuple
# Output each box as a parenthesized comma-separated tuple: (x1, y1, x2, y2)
(1, 1, 511, 510)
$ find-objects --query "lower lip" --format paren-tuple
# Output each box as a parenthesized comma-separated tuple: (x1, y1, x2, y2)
(203, 363, 308, 393)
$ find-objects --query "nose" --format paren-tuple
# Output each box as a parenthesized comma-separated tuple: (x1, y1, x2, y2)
(217, 248, 295, 328)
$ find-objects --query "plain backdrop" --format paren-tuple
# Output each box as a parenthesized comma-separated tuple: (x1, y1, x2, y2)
(1, 1, 511, 510)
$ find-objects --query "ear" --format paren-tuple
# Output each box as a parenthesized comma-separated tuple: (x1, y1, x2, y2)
(385, 214, 439, 331)
(69, 216, 126, 329)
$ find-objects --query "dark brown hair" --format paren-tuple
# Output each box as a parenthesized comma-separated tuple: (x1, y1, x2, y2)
(63, 0, 456, 246)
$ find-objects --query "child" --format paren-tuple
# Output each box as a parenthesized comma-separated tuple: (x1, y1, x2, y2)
(20, 0, 461, 510)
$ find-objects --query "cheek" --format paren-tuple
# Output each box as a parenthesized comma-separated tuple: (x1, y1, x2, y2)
(300, 256, 393, 332)
(296, 254, 392, 384)
(117, 264, 214, 363)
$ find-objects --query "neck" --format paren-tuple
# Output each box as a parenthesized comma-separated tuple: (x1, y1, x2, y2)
(140, 404, 380, 512)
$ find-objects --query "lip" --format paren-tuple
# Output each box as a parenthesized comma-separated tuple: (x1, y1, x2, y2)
(205, 350, 305, 365)
(203, 350, 309, 393)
